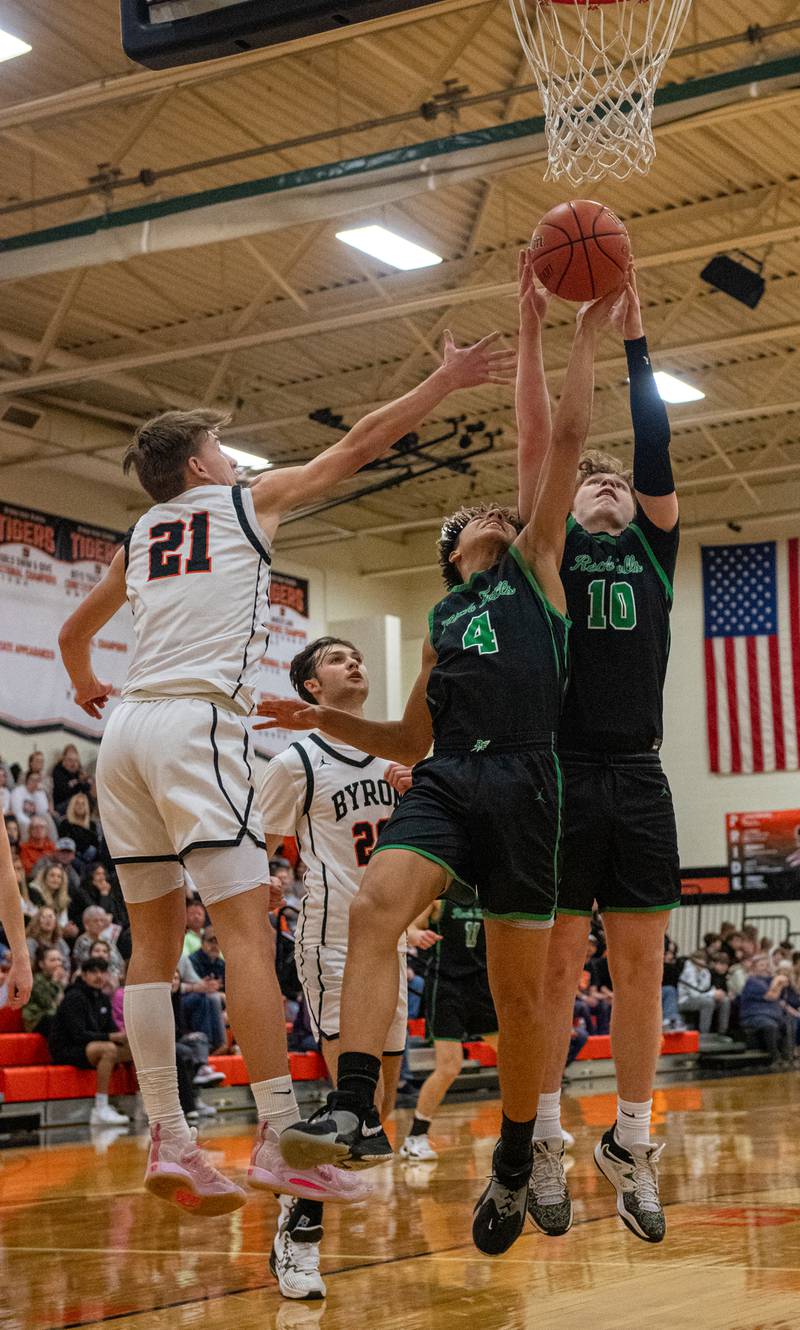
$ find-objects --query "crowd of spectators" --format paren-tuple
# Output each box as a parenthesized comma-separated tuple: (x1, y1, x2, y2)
(0, 744, 226, 1125)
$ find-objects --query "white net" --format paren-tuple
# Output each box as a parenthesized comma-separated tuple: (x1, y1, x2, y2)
(508, 0, 693, 185)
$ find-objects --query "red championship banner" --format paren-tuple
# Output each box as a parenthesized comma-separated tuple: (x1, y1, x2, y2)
(0, 501, 134, 739)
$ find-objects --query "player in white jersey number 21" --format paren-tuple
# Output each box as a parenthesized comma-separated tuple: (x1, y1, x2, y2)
(261, 637, 440, 1299)
(58, 330, 514, 1216)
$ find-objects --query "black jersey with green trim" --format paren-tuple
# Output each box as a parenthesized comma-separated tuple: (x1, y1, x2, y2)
(559, 505, 679, 751)
(426, 543, 569, 751)
(431, 899, 487, 981)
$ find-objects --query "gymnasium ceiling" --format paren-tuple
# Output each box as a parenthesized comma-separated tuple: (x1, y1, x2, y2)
(1, 0, 800, 568)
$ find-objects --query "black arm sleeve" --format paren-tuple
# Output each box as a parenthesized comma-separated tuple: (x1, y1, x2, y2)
(626, 336, 675, 497)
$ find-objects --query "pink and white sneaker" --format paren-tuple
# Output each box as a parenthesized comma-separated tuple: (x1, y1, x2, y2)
(248, 1123, 372, 1203)
(145, 1124, 247, 1217)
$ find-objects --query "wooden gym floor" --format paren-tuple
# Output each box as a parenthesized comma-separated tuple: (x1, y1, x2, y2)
(3, 1072, 800, 1330)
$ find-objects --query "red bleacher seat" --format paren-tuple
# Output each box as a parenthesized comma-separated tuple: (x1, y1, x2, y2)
(0, 1034, 49, 1066)
(0, 1008, 23, 1034)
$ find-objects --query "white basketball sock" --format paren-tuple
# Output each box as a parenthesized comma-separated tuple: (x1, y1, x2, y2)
(615, 1097, 652, 1150)
(124, 982, 190, 1143)
(251, 1074, 300, 1136)
(533, 1090, 562, 1141)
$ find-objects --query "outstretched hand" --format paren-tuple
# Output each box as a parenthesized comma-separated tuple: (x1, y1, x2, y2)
(518, 247, 552, 330)
(254, 697, 320, 731)
(608, 263, 644, 340)
(575, 281, 627, 337)
(441, 330, 517, 389)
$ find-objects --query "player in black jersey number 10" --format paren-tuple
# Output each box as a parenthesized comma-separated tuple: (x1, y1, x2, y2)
(517, 259, 680, 1244)
(256, 282, 626, 1257)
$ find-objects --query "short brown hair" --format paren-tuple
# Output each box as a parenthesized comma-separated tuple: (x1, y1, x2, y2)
(575, 449, 633, 494)
(437, 504, 521, 591)
(123, 409, 231, 503)
(290, 636, 359, 704)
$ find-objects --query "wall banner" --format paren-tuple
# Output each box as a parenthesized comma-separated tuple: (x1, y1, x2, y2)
(252, 570, 311, 758)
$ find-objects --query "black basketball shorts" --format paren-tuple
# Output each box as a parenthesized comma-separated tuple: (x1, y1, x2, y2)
(558, 751, 681, 916)
(428, 967, 498, 1041)
(372, 742, 562, 924)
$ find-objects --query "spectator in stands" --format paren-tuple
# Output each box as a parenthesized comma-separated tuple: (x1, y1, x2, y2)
(573, 935, 611, 1035)
(28, 862, 73, 933)
(182, 898, 207, 957)
(678, 950, 730, 1034)
(89, 939, 121, 992)
(722, 930, 745, 962)
(741, 924, 759, 947)
(662, 937, 686, 1031)
(72, 906, 124, 978)
(46, 837, 81, 897)
(48, 955, 132, 1125)
(0, 767, 10, 817)
(170, 971, 225, 1119)
(22, 945, 68, 1037)
(12, 779, 53, 843)
(19, 817, 57, 879)
(70, 863, 127, 933)
(58, 793, 100, 863)
(739, 956, 793, 1063)
(4, 814, 20, 851)
(191, 926, 226, 988)
(26, 907, 71, 972)
(14, 851, 37, 919)
(587, 935, 614, 1030)
(51, 745, 92, 816)
(176, 952, 227, 1053)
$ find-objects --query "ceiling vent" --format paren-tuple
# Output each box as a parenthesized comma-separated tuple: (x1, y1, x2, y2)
(1, 403, 42, 429)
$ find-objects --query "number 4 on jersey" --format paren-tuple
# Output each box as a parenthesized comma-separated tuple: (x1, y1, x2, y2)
(462, 610, 499, 655)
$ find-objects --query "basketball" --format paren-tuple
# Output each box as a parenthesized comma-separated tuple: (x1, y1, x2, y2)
(530, 200, 630, 302)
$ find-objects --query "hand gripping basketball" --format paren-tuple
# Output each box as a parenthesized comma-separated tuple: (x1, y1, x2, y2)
(531, 200, 630, 302)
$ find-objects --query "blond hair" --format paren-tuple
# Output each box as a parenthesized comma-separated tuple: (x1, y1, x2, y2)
(123, 408, 231, 503)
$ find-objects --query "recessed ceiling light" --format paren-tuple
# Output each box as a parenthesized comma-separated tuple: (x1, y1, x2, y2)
(336, 225, 443, 271)
(222, 444, 272, 471)
(0, 29, 31, 63)
(652, 371, 705, 404)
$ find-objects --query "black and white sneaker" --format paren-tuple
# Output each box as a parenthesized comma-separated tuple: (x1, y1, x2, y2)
(527, 1137, 573, 1237)
(270, 1197, 326, 1300)
(472, 1142, 531, 1256)
(280, 1096, 393, 1171)
(594, 1126, 666, 1243)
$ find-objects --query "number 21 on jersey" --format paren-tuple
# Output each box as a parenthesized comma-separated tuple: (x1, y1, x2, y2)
(148, 512, 212, 581)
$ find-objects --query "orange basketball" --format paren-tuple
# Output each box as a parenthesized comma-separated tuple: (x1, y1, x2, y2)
(530, 200, 630, 302)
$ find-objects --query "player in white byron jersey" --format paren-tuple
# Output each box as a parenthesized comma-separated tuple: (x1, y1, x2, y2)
(57, 330, 514, 1216)
(261, 636, 439, 1300)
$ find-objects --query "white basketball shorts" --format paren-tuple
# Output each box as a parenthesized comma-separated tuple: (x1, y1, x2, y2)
(297, 942, 408, 1055)
(96, 697, 269, 906)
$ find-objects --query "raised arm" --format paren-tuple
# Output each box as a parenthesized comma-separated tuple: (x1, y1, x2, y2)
(59, 548, 128, 718)
(255, 638, 436, 767)
(515, 291, 619, 611)
(613, 269, 678, 532)
(516, 247, 553, 524)
(249, 333, 516, 538)
(0, 817, 32, 1007)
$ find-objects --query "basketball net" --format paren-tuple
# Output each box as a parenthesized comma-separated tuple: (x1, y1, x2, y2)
(508, 0, 692, 185)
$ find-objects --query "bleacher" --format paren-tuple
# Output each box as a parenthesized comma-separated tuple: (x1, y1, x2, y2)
(0, 1005, 700, 1132)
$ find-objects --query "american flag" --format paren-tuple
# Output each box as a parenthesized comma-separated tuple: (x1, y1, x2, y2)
(702, 539, 800, 774)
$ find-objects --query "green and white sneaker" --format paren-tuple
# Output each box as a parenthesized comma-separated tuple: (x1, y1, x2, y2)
(527, 1137, 573, 1237)
(593, 1126, 666, 1243)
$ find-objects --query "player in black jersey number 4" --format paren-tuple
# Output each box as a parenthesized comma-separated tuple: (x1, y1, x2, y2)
(256, 282, 624, 1257)
(517, 259, 679, 1244)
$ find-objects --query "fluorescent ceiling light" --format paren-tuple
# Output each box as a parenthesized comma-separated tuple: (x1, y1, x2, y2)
(652, 371, 705, 404)
(336, 225, 442, 271)
(0, 29, 31, 62)
(222, 444, 272, 471)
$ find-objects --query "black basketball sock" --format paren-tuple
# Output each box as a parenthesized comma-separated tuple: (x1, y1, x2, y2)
(287, 1198, 324, 1241)
(496, 1112, 535, 1181)
(335, 1052, 381, 1112)
(410, 1114, 432, 1137)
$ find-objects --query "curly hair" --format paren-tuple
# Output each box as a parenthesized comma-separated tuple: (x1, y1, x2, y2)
(437, 504, 521, 591)
(575, 449, 633, 493)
